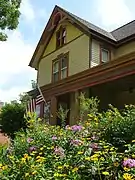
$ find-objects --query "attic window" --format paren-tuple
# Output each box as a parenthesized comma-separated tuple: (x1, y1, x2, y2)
(56, 27, 66, 48)
(100, 48, 110, 63)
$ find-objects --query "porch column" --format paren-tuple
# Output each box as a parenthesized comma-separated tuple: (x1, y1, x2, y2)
(69, 90, 80, 125)
(50, 96, 57, 125)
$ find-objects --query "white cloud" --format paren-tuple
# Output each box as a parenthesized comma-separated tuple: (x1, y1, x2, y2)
(0, 86, 31, 103)
(20, 0, 35, 22)
(97, 0, 133, 30)
(0, 30, 36, 102)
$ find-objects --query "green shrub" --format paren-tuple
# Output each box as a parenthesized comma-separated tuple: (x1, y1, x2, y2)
(0, 112, 135, 179)
(0, 102, 26, 139)
(101, 105, 135, 150)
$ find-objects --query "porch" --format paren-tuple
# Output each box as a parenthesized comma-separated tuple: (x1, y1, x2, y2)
(40, 52, 135, 125)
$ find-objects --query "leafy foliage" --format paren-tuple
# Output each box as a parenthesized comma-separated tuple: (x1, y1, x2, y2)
(102, 105, 135, 149)
(0, 0, 21, 41)
(0, 102, 26, 138)
(19, 92, 31, 106)
(0, 112, 135, 179)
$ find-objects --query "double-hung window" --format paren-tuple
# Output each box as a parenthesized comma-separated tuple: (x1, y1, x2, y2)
(52, 53, 68, 82)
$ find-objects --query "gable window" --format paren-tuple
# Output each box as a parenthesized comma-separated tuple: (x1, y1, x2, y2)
(52, 53, 68, 82)
(101, 48, 110, 63)
(56, 27, 66, 48)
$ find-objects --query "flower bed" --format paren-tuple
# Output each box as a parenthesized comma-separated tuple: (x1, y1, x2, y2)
(0, 111, 135, 180)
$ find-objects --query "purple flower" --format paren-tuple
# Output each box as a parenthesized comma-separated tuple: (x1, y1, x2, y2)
(28, 146, 37, 153)
(27, 137, 33, 143)
(52, 136, 57, 141)
(89, 143, 99, 150)
(123, 158, 135, 168)
(71, 139, 82, 146)
(71, 125, 83, 132)
(54, 146, 65, 158)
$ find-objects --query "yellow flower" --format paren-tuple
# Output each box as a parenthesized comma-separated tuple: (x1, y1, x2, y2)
(72, 167, 78, 172)
(24, 154, 29, 159)
(114, 162, 119, 167)
(85, 157, 91, 161)
(32, 171, 37, 175)
(25, 173, 29, 177)
(86, 122, 90, 126)
(124, 167, 130, 172)
(123, 173, 134, 180)
(102, 171, 109, 176)
(58, 166, 63, 169)
(94, 117, 98, 121)
(110, 147, 115, 151)
(36, 156, 41, 159)
(0, 164, 2, 167)
(40, 147, 44, 151)
(100, 157, 105, 161)
(78, 151, 83, 155)
(64, 164, 69, 168)
(132, 154, 135, 158)
(132, 140, 135, 143)
(2, 165, 8, 170)
(21, 157, 26, 163)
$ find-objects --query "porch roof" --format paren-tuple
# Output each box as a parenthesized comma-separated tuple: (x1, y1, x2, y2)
(40, 52, 135, 100)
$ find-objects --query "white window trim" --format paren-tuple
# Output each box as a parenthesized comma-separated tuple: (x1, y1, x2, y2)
(101, 48, 110, 63)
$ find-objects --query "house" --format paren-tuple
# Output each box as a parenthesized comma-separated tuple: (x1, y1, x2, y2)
(29, 5, 135, 125)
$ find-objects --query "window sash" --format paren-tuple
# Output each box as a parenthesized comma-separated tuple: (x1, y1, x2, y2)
(53, 61, 59, 73)
(101, 48, 109, 63)
(61, 68, 67, 79)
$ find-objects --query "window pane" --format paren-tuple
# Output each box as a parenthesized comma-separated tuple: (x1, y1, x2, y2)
(61, 56, 67, 69)
(53, 72, 59, 82)
(101, 49, 109, 63)
(61, 69, 67, 79)
(56, 31, 61, 48)
(62, 29, 66, 45)
(53, 61, 59, 73)
(36, 104, 40, 117)
(44, 101, 50, 124)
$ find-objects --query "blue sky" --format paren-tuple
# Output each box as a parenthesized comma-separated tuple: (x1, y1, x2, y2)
(0, 0, 135, 102)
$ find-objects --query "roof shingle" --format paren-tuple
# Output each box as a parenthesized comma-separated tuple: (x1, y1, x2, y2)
(111, 20, 135, 41)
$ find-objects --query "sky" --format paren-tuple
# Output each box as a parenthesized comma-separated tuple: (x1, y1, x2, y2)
(0, 0, 135, 102)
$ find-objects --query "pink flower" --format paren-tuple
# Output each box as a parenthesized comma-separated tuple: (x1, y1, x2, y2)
(54, 146, 65, 158)
(71, 139, 82, 146)
(123, 158, 135, 168)
(28, 146, 37, 153)
(27, 137, 33, 143)
(71, 125, 83, 131)
(89, 143, 99, 150)
(52, 136, 57, 141)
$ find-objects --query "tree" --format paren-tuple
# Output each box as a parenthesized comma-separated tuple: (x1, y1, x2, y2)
(31, 80, 38, 89)
(19, 92, 31, 106)
(0, 102, 26, 139)
(0, 0, 21, 41)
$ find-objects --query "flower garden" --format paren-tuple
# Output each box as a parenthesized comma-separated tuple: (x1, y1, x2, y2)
(1, 97, 135, 179)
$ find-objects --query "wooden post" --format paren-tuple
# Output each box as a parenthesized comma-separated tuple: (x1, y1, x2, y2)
(50, 96, 57, 125)
(69, 90, 79, 125)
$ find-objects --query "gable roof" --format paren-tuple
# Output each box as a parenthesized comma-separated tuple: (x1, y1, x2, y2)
(58, 6, 116, 41)
(111, 20, 135, 41)
(29, 5, 135, 69)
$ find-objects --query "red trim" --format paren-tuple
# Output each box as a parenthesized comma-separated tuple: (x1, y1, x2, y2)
(74, 70, 135, 91)
(55, 70, 135, 96)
